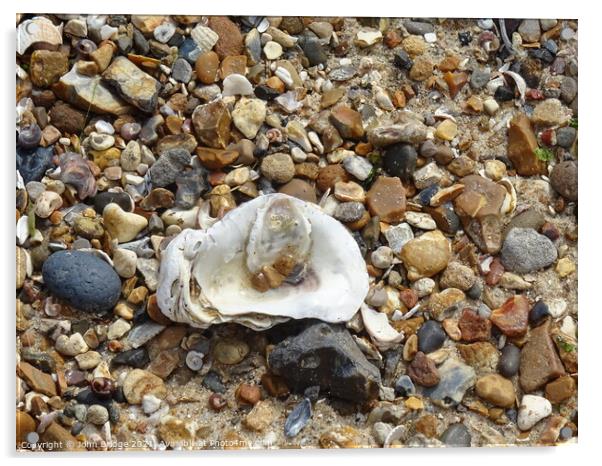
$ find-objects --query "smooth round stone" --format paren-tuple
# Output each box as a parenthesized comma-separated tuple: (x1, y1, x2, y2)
(498, 344, 520, 378)
(263, 41, 283, 60)
(42, 250, 121, 313)
(89, 132, 115, 151)
(417, 320, 446, 353)
(529, 300, 550, 326)
(383, 143, 417, 183)
(334, 201, 365, 223)
(441, 423, 471, 447)
(501, 228, 558, 274)
(394, 374, 416, 397)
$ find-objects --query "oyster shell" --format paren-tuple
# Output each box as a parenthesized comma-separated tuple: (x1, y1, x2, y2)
(157, 193, 369, 330)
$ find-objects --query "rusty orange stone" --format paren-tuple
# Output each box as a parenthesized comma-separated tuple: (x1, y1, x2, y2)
(458, 308, 492, 342)
(490, 295, 530, 337)
(444, 71, 469, 99)
(220, 55, 247, 79)
(196, 147, 239, 170)
(366, 176, 406, 223)
(329, 105, 365, 139)
(507, 113, 547, 176)
(195, 51, 220, 85)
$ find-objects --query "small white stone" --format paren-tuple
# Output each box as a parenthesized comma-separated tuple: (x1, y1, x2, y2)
(142, 394, 162, 414)
(424, 32, 437, 43)
(113, 248, 138, 278)
(107, 318, 132, 340)
(356, 29, 383, 47)
(518, 395, 552, 430)
(291, 147, 307, 163)
(371, 246, 394, 269)
(95, 120, 115, 135)
(405, 212, 436, 230)
(56, 333, 89, 356)
(412, 277, 436, 297)
(384, 223, 414, 255)
(35, 191, 62, 218)
(222, 74, 254, 97)
(484, 98, 500, 115)
(89, 132, 115, 151)
(263, 40, 283, 60)
(75, 351, 102, 370)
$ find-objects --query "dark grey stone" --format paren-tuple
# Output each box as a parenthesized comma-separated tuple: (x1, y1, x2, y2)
(394, 374, 416, 397)
(268, 323, 381, 403)
(111, 348, 150, 368)
(550, 160, 578, 201)
(149, 148, 191, 187)
(441, 423, 471, 447)
(470, 69, 490, 90)
(334, 202, 365, 223)
(172, 58, 193, 83)
(93, 191, 133, 214)
(404, 20, 434, 35)
(383, 143, 417, 182)
(42, 250, 121, 313)
(17, 146, 55, 184)
(499, 344, 521, 378)
(301, 36, 327, 66)
(556, 126, 577, 148)
(417, 320, 446, 353)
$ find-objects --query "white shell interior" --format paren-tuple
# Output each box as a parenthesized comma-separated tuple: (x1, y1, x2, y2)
(157, 193, 370, 330)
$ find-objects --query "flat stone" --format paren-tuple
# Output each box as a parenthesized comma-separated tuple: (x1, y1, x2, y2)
(42, 250, 121, 313)
(17, 361, 57, 396)
(400, 230, 451, 281)
(330, 105, 365, 139)
(422, 358, 476, 407)
(454, 175, 506, 219)
(102, 57, 160, 113)
(507, 113, 546, 176)
(520, 320, 566, 393)
(501, 228, 558, 273)
(366, 176, 406, 223)
(367, 120, 428, 147)
(268, 323, 381, 403)
(54, 66, 131, 115)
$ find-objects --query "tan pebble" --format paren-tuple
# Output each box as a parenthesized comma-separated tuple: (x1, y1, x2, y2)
(122, 369, 167, 404)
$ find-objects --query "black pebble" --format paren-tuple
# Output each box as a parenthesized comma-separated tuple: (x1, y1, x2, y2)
(93, 191, 133, 214)
(499, 344, 521, 377)
(458, 31, 472, 46)
(495, 85, 515, 101)
(16, 146, 55, 184)
(417, 320, 446, 353)
(203, 372, 226, 393)
(42, 250, 122, 313)
(466, 281, 482, 300)
(393, 50, 413, 71)
(529, 300, 550, 326)
(111, 348, 150, 368)
(383, 143, 417, 183)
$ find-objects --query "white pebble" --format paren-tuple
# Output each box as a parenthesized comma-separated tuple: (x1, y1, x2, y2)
(518, 395, 552, 430)
(142, 394, 162, 414)
(222, 74, 254, 97)
(424, 32, 437, 43)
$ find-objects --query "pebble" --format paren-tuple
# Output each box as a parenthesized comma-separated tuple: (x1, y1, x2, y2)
(35, 191, 63, 218)
(192, 100, 231, 148)
(422, 358, 475, 407)
(261, 153, 295, 183)
(371, 246, 394, 269)
(366, 176, 406, 223)
(149, 148, 191, 188)
(404, 20, 435, 35)
(107, 318, 132, 340)
(490, 295, 530, 337)
(501, 228, 558, 273)
(111, 348, 150, 368)
(394, 374, 416, 397)
(213, 338, 249, 365)
(222, 73, 254, 96)
(112, 248, 137, 278)
(400, 230, 451, 281)
(334, 202, 365, 223)
(529, 300, 551, 326)
(55, 333, 89, 356)
(330, 105, 365, 139)
(268, 323, 381, 402)
(408, 351, 440, 387)
(103, 203, 148, 243)
(475, 374, 515, 408)
(556, 127, 577, 148)
(103, 57, 160, 113)
(417, 320, 446, 353)
(86, 404, 109, 425)
(440, 423, 471, 447)
(343, 155, 373, 181)
(550, 161, 577, 201)
(518, 395, 552, 430)
(499, 344, 521, 377)
(284, 398, 312, 437)
(232, 98, 266, 139)
(42, 250, 121, 313)
(142, 394, 163, 414)
(383, 143, 417, 182)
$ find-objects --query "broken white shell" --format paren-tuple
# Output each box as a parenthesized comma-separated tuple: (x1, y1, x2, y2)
(360, 304, 404, 351)
(157, 194, 369, 330)
(17, 17, 63, 55)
